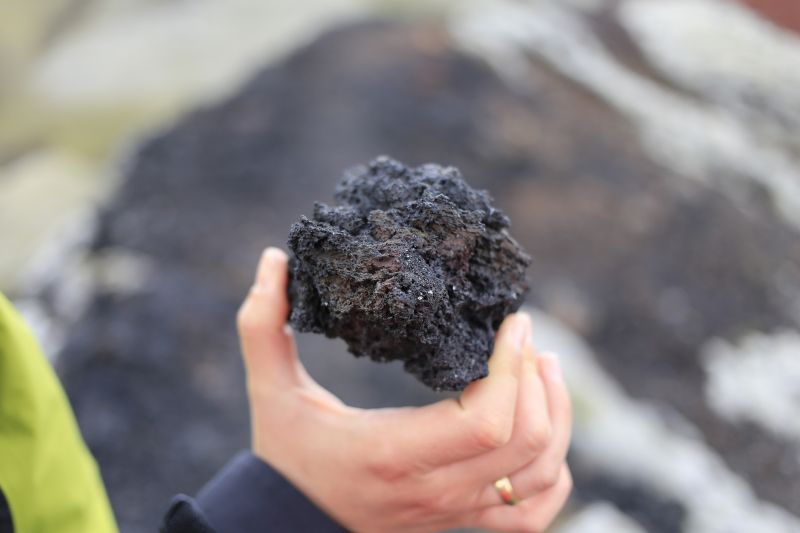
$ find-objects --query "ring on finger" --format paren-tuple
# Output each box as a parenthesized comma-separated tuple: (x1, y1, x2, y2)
(493, 476, 519, 506)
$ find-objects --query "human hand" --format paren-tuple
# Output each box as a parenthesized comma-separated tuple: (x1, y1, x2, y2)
(237, 247, 572, 533)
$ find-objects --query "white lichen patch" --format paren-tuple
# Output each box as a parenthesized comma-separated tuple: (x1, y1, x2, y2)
(620, 0, 800, 140)
(703, 330, 800, 445)
(450, 0, 800, 231)
(525, 306, 800, 532)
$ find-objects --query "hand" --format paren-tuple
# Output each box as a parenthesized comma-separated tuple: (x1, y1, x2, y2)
(237, 247, 572, 533)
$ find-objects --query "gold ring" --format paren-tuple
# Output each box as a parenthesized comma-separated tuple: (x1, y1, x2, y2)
(493, 476, 519, 506)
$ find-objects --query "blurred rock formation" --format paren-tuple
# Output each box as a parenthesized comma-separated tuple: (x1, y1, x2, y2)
(18, 1, 799, 532)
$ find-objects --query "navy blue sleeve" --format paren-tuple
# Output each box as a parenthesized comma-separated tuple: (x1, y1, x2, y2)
(0, 489, 12, 533)
(161, 496, 215, 533)
(162, 451, 347, 533)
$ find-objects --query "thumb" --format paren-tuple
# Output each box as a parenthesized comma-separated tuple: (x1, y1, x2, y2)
(237, 247, 302, 389)
(391, 313, 529, 468)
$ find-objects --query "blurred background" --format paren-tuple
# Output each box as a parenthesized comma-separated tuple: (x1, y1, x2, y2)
(2, 0, 800, 531)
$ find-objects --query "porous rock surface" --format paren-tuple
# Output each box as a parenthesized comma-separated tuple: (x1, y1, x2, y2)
(288, 157, 531, 390)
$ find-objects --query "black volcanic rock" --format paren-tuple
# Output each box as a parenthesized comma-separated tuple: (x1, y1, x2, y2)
(288, 157, 531, 390)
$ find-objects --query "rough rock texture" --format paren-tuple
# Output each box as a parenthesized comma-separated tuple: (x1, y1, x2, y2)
(288, 157, 530, 390)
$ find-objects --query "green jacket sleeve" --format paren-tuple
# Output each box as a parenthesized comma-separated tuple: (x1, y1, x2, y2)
(0, 293, 118, 533)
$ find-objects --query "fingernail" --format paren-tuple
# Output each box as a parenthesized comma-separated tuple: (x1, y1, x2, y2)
(256, 247, 284, 290)
(540, 351, 563, 383)
(510, 313, 531, 352)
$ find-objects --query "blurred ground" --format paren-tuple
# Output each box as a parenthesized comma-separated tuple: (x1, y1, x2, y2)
(2, 1, 800, 532)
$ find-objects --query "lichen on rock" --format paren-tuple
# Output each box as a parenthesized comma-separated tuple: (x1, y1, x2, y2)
(288, 156, 530, 390)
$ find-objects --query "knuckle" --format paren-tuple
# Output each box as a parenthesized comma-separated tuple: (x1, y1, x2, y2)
(472, 414, 512, 450)
(364, 457, 403, 483)
(530, 462, 571, 495)
(536, 464, 562, 491)
(419, 491, 450, 515)
(520, 421, 552, 454)
(409, 480, 465, 517)
(391, 484, 446, 520)
(364, 449, 412, 483)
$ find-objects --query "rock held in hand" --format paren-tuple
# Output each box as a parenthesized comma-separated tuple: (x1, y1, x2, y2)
(288, 156, 530, 390)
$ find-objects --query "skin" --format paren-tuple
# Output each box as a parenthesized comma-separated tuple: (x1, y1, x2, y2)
(237, 247, 573, 533)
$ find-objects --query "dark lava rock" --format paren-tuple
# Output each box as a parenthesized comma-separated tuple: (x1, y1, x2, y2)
(288, 157, 531, 390)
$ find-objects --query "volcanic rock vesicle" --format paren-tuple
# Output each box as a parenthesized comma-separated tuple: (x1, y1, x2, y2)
(288, 157, 531, 390)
